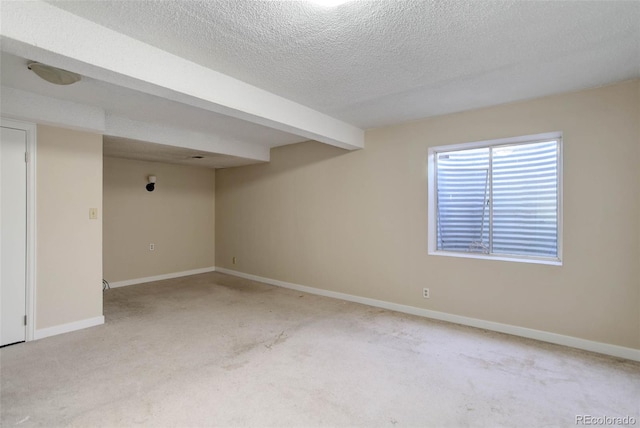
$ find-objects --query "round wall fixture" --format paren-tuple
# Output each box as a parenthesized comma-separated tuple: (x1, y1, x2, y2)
(146, 175, 156, 192)
(27, 62, 82, 85)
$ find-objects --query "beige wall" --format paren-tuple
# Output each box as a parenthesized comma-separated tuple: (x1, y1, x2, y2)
(103, 157, 215, 282)
(216, 80, 640, 349)
(36, 125, 103, 329)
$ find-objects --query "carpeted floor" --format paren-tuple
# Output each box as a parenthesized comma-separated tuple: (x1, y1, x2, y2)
(1, 272, 638, 427)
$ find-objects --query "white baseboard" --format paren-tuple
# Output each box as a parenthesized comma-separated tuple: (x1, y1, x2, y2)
(108, 266, 216, 288)
(34, 316, 104, 340)
(215, 267, 640, 362)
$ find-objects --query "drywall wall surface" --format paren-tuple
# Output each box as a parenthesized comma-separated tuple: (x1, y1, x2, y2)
(216, 80, 640, 349)
(103, 157, 215, 282)
(36, 125, 103, 329)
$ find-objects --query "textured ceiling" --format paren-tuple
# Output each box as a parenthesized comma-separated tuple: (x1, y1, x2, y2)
(2, 1, 639, 168)
(50, 0, 640, 128)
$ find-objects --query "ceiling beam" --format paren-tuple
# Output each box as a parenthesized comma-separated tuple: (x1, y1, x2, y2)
(105, 115, 270, 162)
(1, 86, 271, 163)
(1, 86, 106, 133)
(0, 1, 364, 151)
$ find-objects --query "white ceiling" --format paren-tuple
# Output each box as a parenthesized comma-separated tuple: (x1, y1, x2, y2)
(1, 0, 639, 168)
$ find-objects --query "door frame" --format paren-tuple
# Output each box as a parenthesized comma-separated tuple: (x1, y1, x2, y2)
(1, 118, 36, 341)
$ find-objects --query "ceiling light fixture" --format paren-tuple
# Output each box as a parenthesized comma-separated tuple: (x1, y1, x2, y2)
(309, 0, 351, 7)
(27, 61, 81, 85)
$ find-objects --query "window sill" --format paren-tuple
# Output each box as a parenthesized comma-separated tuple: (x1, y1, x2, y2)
(428, 250, 562, 266)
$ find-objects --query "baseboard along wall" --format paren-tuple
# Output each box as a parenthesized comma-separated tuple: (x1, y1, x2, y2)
(34, 316, 105, 340)
(215, 267, 640, 362)
(108, 267, 217, 288)
(38, 266, 638, 361)
(31, 267, 217, 341)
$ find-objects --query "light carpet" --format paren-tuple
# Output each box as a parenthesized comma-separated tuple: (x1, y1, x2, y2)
(1, 272, 638, 427)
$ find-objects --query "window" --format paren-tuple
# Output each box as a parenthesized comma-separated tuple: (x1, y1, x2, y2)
(428, 132, 562, 265)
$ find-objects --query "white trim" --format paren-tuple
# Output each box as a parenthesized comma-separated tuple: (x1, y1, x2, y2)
(1, 117, 37, 342)
(215, 267, 640, 362)
(430, 131, 563, 153)
(34, 316, 104, 340)
(428, 250, 563, 266)
(108, 266, 216, 288)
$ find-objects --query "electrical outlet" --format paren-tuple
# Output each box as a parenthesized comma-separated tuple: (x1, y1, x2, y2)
(232, 256, 237, 265)
(149, 243, 155, 251)
(423, 288, 430, 299)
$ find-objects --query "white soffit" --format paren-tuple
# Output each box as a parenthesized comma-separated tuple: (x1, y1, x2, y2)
(103, 137, 262, 170)
(0, 84, 271, 165)
(0, 52, 306, 161)
(0, 1, 364, 151)
(46, 0, 640, 129)
(0, 52, 303, 148)
(104, 115, 271, 164)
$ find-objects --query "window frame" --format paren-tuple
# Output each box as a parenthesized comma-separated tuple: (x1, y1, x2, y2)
(427, 132, 563, 266)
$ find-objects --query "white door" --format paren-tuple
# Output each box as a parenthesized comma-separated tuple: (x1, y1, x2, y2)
(0, 126, 27, 346)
